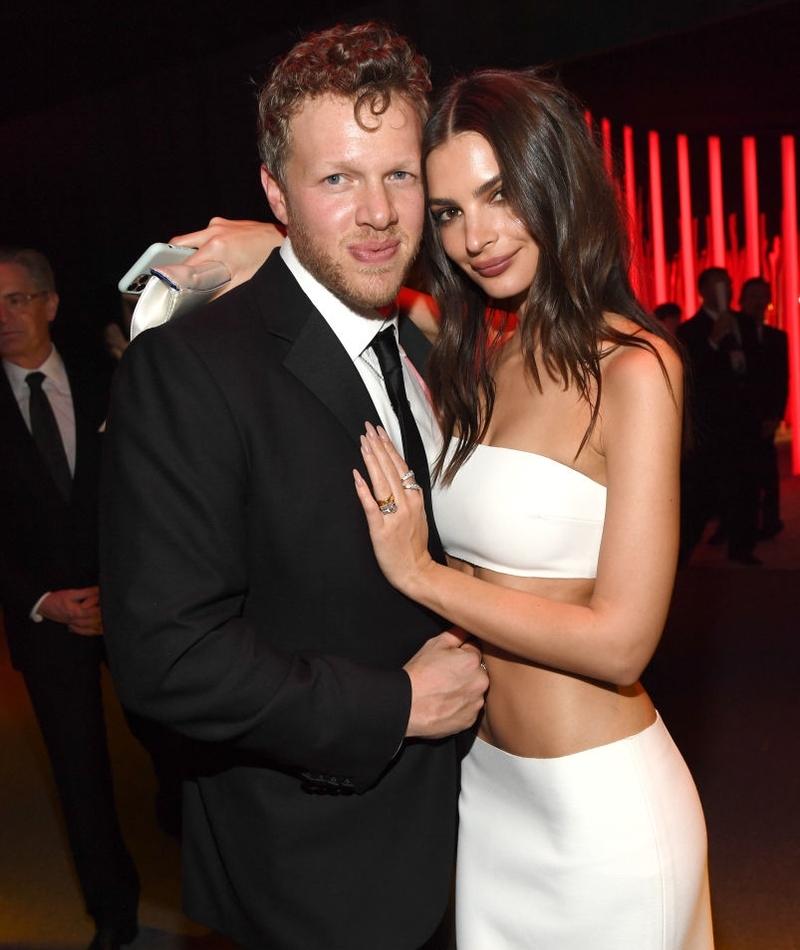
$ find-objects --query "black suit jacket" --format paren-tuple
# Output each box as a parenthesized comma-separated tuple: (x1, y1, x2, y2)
(0, 352, 108, 672)
(677, 308, 761, 451)
(755, 323, 789, 424)
(100, 252, 459, 950)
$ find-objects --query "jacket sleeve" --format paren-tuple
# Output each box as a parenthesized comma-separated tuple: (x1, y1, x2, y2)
(0, 542, 48, 620)
(99, 324, 410, 792)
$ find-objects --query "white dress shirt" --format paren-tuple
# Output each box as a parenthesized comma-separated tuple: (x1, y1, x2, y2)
(280, 240, 442, 468)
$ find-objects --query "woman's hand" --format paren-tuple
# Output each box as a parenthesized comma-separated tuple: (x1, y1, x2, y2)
(353, 423, 435, 595)
(170, 217, 285, 296)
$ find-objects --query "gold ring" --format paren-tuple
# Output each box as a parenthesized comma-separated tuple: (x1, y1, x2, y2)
(376, 493, 395, 508)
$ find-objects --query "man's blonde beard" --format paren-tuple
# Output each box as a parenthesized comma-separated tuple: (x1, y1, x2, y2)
(287, 208, 420, 314)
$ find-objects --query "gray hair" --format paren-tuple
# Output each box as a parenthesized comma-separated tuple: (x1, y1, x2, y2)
(0, 247, 57, 292)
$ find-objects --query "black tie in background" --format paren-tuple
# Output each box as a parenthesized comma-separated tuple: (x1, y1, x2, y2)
(26, 371, 72, 502)
(371, 326, 444, 562)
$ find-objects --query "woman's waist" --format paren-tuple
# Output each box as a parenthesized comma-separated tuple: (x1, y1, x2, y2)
(477, 655, 655, 758)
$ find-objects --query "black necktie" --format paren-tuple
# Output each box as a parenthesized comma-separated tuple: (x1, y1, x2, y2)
(371, 326, 444, 562)
(26, 371, 72, 502)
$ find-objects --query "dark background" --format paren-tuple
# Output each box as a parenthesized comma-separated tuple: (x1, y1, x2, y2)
(2, 0, 798, 349)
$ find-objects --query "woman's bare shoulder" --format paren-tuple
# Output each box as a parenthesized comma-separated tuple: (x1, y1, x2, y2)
(601, 314, 683, 403)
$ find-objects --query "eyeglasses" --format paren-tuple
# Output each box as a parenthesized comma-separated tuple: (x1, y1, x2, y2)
(0, 292, 49, 314)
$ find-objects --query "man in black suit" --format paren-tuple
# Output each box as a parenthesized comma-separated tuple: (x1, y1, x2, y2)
(101, 23, 487, 950)
(677, 266, 763, 565)
(0, 248, 139, 949)
(739, 277, 790, 540)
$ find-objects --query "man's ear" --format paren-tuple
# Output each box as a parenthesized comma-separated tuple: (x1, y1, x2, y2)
(45, 292, 59, 324)
(261, 166, 289, 226)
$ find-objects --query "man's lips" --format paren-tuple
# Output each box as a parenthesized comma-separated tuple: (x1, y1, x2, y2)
(349, 240, 401, 265)
(471, 250, 517, 278)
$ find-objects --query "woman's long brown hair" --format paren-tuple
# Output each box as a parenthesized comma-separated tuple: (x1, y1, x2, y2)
(422, 68, 678, 483)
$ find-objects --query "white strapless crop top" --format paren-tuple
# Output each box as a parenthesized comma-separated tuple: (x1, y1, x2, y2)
(432, 442, 607, 579)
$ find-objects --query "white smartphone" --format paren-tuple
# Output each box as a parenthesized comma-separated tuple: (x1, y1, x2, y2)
(118, 242, 196, 294)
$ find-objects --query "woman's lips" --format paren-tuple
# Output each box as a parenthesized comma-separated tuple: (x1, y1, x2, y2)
(471, 250, 517, 278)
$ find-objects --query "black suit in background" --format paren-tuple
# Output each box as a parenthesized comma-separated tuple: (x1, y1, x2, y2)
(677, 309, 762, 563)
(0, 352, 139, 934)
(101, 251, 460, 950)
(752, 321, 789, 535)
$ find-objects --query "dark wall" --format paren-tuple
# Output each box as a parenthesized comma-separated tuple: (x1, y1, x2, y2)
(1, 0, 792, 342)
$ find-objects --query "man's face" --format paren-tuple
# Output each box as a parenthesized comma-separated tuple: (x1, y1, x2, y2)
(262, 93, 424, 312)
(700, 272, 732, 312)
(740, 284, 771, 321)
(0, 263, 58, 368)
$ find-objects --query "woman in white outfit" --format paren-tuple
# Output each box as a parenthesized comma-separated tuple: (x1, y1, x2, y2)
(354, 68, 714, 949)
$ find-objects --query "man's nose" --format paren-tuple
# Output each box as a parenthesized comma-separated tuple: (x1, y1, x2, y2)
(356, 183, 398, 230)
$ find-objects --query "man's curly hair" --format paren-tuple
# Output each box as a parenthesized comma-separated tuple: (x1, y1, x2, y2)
(257, 22, 431, 184)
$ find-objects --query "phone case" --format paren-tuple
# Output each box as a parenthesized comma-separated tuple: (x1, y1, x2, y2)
(118, 243, 196, 294)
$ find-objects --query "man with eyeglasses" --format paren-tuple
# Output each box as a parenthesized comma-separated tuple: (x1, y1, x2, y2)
(0, 248, 140, 950)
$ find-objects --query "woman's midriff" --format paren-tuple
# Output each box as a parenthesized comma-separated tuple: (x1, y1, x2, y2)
(471, 567, 657, 759)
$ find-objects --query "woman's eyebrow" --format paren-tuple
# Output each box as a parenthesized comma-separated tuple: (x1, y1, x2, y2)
(427, 173, 503, 206)
(473, 173, 502, 199)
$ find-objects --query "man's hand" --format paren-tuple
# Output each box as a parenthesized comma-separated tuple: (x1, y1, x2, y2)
(39, 587, 103, 636)
(170, 217, 285, 296)
(404, 628, 488, 738)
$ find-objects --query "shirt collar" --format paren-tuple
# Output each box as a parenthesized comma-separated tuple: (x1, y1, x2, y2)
(3, 345, 69, 394)
(280, 238, 395, 360)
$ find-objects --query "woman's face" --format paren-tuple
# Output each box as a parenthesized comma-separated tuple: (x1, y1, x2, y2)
(426, 132, 539, 314)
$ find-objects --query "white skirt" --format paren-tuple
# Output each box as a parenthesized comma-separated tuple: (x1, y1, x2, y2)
(456, 714, 713, 949)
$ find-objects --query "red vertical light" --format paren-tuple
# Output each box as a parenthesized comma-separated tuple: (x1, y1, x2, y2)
(708, 137, 726, 267)
(601, 118, 613, 178)
(623, 126, 643, 299)
(781, 136, 800, 473)
(648, 131, 668, 306)
(677, 135, 698, 316)
(584, 109, 593, 137)
(742, 137, 761, 280)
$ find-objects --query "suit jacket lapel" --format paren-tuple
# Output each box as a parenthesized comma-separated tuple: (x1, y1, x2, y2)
(284, 312, 383, 444)
(255, 253, 385, 446)
(0, 367, 60, 491)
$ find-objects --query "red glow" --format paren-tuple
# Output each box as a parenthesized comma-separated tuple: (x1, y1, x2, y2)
(677, 135, 698, 316)
(781, 136, 800, 473)
(623, 126, 642, 298)
(648, 131, 667, 306)
(601, 118, 613, 178)
(742, 137, 761, 280)
(707, 137, 726, 267)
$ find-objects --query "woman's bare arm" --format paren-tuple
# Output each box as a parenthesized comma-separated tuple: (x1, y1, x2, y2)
(354, 337, 683, 686)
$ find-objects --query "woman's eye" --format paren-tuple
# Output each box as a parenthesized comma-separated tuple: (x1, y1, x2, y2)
(431, 207, 460, 225)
